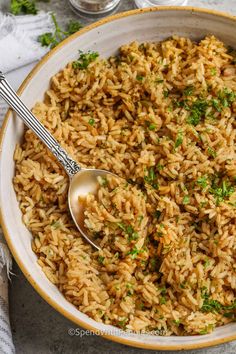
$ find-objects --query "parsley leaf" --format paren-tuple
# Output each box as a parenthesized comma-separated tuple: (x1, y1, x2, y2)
(211, 68, 217, 76)
(183, 85, 194, 96)
(163, 89, 169, 98)
(38, 14, 83, 49)
(175, 130, 183, 148)
(98, 256, 105, 264)
(136, 75, 144, 82)
(144, 167, 158, 189)
(10, 0, 38, 15)
(66, 20, 83, 35)
(210, 179, 234, 205)
(197, 176, 208, 189)
(187, 99, 208, 126)
(207, 147, 217, 158)
(73, 50, 99, 70)
(183, 195, 190, 205)
(88, 118, 95, 126)
(127, 246, 143, 259)
(117, 222, 139, 242)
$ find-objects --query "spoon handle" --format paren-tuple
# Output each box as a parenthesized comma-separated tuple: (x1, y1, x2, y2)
(0, 72, 81, 178)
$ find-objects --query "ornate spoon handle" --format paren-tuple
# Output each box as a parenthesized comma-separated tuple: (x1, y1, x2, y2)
(0, 72, 81, 178)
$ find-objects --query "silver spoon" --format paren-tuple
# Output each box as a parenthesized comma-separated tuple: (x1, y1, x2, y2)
(0, 72, 115, 250)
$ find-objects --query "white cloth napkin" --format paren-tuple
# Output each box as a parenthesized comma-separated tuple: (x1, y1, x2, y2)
(0, 11, 55, 354)
(0, 12, 54, 73)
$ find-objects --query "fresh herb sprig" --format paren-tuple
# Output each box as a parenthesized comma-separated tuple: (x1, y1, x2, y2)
(10, 0, 38, 15)
(38, 14, 82, 49)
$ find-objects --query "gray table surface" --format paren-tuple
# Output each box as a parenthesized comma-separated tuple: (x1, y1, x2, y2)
(9, 0, 236, 353)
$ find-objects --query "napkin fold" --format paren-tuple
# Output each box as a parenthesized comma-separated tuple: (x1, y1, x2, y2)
(0, 11, 54, 73)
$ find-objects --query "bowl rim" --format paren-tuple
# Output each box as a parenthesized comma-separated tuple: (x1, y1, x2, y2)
(1, 6, 236, 351)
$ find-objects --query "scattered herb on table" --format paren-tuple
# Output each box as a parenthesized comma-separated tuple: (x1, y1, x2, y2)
(38, 13, 83, 49)
(10, 0, 38, 15)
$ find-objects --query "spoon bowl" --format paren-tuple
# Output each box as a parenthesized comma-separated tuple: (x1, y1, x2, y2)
(68, 168, 115, 250)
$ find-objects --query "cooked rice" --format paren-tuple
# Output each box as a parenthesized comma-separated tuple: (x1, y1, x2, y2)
(13, 35, 236, 335)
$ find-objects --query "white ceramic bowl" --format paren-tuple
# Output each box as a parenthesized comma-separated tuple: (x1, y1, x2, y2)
(1, 7, 236, 350)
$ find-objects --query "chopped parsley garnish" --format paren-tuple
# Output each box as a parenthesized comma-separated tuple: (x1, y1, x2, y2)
(157, 163, 164, 171)
(211, 98, 221, 112)
(138, 215, 144, 225)
(117, 222, 139, 242)
(98, 256, 105, 264)
(144, 167, 158, 189)
(183, 195, 190, 205)
(199, 324, 214, 335)
(211, 68, 217, 76)
(160, 296, 166, 305)
(201, 287, 236, 314)
(207, 147, 217, 158)
(204, 258, 210, 269)
(10, 0, 38, 15)
(183, 85, 194, 96)
(155, 78, 164, 84)
(218, 88, 236, 107)
(163, 90, 169, 98)
(117, 317, 128, 329)
(187, 99, 208, 126)
(99, 177, 108, 187)
(127, 246, 143, 259)
(136, 75, 144, 82)
(209, 179, 234, 205)
(38, 14, 83, 49)
(158, 287, 167, 304)
(175, 130, 183, 148)
(51, 220, 61, 229)
(148, 123, 156, 131)
(197, 176, 208, 189)
(73, 50, 99, 70)
(88, 118, 95, 126)
(173, 319, 180, 326)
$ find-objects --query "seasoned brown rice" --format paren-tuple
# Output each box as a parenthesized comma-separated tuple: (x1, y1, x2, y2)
(13, 35, 236, 335)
